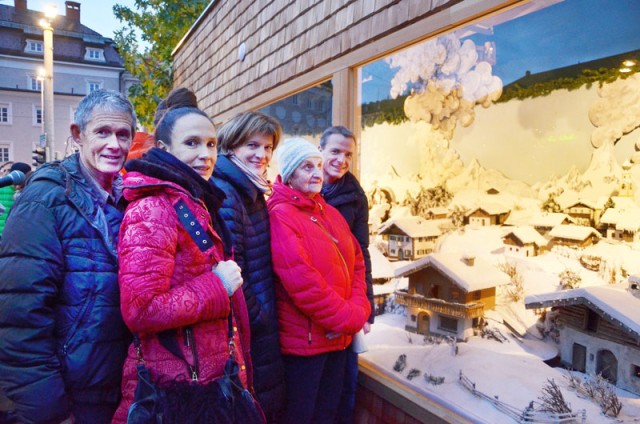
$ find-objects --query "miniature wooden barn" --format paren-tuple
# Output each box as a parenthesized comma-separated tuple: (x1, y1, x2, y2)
(526, 286, 640, 396)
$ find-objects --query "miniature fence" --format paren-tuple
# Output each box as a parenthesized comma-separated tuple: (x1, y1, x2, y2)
(458, 371, 586, 424)
(521, 409, 586, 423)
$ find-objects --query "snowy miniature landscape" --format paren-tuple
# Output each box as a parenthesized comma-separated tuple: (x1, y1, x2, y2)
(361, 227, 640, 423)
(362, 313, 640, 423)
(351, 33, 640, 420)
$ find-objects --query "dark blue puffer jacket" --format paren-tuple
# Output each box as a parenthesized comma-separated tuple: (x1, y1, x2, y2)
(322, 171, 375, 323)
(211, 155, 285, 421)
(0, 154, 130, 424)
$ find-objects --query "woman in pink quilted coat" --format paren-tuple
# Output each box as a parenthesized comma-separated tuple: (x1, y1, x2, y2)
(112, 89, 253, 423)
(267, 138, 371, 424)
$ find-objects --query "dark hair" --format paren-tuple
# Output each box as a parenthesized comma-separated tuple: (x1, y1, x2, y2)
(154, 88, 211, 145)
(9, 162, 31, 174)
(153, 87, 198, 126)
(217, 111, 282, 154)
(319, 125, 356, 148)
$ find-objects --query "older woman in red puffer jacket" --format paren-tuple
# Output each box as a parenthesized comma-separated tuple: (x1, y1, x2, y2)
(268, 137, 370, 424)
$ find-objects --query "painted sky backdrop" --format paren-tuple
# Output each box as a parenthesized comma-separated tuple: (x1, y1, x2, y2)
(361, 0, 640, 104)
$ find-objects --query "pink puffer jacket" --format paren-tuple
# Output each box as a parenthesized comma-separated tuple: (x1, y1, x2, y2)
(111, 172, 252, 423)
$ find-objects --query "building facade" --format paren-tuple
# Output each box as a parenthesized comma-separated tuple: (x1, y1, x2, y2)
(0, 0, 134, 164)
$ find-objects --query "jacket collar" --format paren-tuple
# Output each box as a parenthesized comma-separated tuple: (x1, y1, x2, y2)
(212, 155, 260, 203)
(268, 176, 326, 214)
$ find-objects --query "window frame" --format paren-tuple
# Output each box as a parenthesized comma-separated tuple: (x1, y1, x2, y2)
(438, 315, 458, 333)
(85, 47, 105, 62)
(33, 104, 42, 126)
(25, 39, 43, 54)
(0, 103, 12, 125)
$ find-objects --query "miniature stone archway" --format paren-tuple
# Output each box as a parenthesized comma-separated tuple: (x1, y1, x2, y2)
(417, 311, 430, 336)
(596, 349, 618, 384)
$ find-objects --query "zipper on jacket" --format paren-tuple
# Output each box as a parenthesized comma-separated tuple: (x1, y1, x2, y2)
(308, 319, 312, 345)
(309, 215, 351, 296)
(183, 327, 199, 381)
(62, 290, 98, 356)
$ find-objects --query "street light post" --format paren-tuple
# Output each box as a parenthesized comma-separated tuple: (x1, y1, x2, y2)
(40, 6, 56, 161)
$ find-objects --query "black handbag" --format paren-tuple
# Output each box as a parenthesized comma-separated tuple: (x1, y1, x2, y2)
(126, 199, 265, 424)
(127, 320, 265, 424)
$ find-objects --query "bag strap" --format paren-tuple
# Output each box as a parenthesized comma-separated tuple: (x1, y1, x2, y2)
(130, 200, 236, 380)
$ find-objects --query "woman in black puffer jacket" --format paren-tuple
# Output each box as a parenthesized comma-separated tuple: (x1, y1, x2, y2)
(211, 111, 286, 423)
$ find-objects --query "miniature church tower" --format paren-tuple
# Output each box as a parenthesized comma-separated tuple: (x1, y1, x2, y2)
(619, 160, 633, 197)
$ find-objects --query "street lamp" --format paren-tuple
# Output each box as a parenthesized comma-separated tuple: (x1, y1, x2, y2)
(39, 5, 56, 161)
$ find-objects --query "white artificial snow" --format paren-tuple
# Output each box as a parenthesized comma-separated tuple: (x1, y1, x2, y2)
(502, 225, 548, 247)
(548, 224, 601, 242)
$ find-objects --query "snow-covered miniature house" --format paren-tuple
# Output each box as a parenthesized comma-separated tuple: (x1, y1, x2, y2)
(424, 206, 448, 220)
(598, 208, 640, 242)
(529, 212, 575, 237)
(561, 200, 601, 227)
(369, 245, 397, 315)
(525, 286, 640, 396)
(464, 204, 511, 227)
(377, 216, 444, 261)
(502, 226, 548, 257)
(394, 252, 510, 341)
(547, 224, 600, 249)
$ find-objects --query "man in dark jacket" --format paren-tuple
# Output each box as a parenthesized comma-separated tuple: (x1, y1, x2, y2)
(0, 89, 136, 424)
(319, 126, 374, 424)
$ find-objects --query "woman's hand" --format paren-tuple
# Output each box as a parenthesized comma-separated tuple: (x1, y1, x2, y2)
(325, 331, 343, 340)
(212, 260, 243, 296)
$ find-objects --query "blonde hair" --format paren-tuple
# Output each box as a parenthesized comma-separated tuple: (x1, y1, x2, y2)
(217, 111, 282, 154)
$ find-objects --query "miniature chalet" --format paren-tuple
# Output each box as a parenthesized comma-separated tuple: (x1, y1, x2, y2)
(598, 208, 640, 242)
(394, 253, 510, 341)
(378, 216, 444, 261)
(525, 285, 640, 396)
(547, 224, 600, 249)
(369, 246, 397, 316)
(502, 226, 548, 257)
(560, 198, 602, 227)
(529, 212, 575, 237)
(464, 203, 511, 227)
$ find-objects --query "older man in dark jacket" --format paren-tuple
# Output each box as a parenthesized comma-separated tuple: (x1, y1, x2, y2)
(320, 125, 374, 424)
(0, 89, 135, 424)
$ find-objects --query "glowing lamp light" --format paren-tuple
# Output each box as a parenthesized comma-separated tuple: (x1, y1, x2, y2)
(38, 67, 46, 79)
(43, 4, 57, 19)
(620, 67, 632, 73)
(622, 59, 637, 67)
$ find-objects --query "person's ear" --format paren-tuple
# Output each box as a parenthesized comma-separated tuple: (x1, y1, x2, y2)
(70, 124, 82, 145)
(156, 140, 169, 151)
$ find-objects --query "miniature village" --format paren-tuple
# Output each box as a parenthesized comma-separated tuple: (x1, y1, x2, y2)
(352, 12, 640, 422)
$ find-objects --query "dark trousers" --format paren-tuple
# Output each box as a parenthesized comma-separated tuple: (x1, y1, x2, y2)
(72, 401, 118, 424)
(283, 350, 347, 424)
(335, 347, 358, 424)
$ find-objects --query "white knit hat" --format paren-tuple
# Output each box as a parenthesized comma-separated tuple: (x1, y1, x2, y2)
(276, 137, 322, 184)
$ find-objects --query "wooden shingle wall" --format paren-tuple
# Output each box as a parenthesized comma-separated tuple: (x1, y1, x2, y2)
(173, 0, 462, 123)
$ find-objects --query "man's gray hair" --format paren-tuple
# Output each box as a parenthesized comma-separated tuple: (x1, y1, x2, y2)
(73, 89, 136, 132)
(319, 125, 356, 149)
